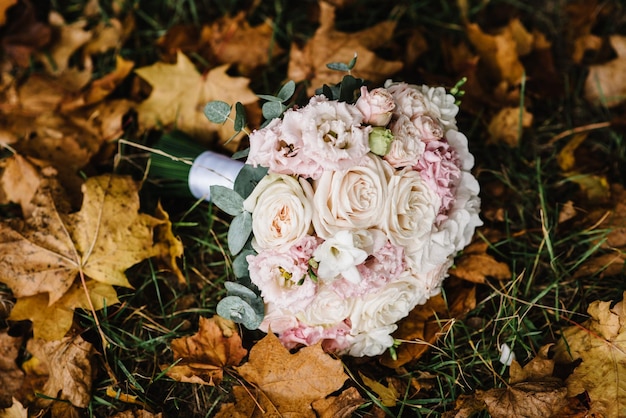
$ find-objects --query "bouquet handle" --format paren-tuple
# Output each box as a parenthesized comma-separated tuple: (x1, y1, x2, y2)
(188, 151, 245, 200)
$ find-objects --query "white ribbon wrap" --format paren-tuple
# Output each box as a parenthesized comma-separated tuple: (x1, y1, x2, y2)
(188, 151, 244, 200)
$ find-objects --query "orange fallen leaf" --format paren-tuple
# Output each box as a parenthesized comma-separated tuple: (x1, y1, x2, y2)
(311, 387, 365, 418)
(586, 35, 626, 107)
(487, 106, 533, 148)
(553, 292, 626, 418)
(359, 372, 398, 407)
(1, 0, 51, 67)
(40, 11, 92, 75)
(135, 51, 258, 146)
(217, 332, 348, 417)
(165, 316, 247, 386)
(287, 1, 402, 96)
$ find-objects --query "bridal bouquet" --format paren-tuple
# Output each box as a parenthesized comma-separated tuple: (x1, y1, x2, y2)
(151, 74, 482, 357)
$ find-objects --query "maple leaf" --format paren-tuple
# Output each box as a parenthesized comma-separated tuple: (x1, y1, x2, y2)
(135, 51, 258, 145)
(0, 330, 24, 409)
(449, 231, 511, 284)
(0, 175, 161, 303)
(164, 316, 247, 386)
(553, 292, 626, 418)
(311, 387, 365, 418)
(486, 106, 533, 148)
(287, 1, 403, 96)
(585, 35, 626, 107)
(380, 279, 476, 368)
(25, 335, 95, 410)
(217, 332, 348, 417)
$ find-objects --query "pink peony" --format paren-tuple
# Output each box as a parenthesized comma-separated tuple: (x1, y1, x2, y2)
(356, 86, 396, 126)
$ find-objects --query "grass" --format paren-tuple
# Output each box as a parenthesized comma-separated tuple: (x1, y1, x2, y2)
(4, 0, 626, 416)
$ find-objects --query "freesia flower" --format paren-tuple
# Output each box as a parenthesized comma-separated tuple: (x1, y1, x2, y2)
(313, 230, 368, 283)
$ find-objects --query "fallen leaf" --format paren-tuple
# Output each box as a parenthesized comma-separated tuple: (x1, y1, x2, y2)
(380, 279, 476, 368)
(26, 336, 94, 409)
(449, 231, 511, 284)
(553, 292, 626, 418)
(110, 410, 163, 418)
(165, 316, 247, 386)
(557, 133, 589, 172)
(585, 35, 626, 107)
(0, 398, 28, 418)
(1, 0, 51, 67)
(287, 1, 402, 95)
(220, 332, 348, 417)
(135, 51, 258, 146)
(153, 202, 185, 285)
(0, 331, 24, 409)
(0, 0, 17, 26)
(200, 12, 284, 75)
(311, 387, 365, 418)
(487, 106, 533, 147)
(10, 280, 119, 341)
(359, 372, 398, 407)
(40, 12, 92, 75)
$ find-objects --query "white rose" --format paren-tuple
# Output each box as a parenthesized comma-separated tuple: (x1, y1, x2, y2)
(311, 154, 394, 238)
(347, 325, 397, 357)
(313, 230, 368, 283)
(438, 171, 482, 252)
(349, 276, 423, 334)
(401, 258, 453, 302)
(243, 173, 314, 252)
(420, 85, 459, 130)
(299, 287, 355, 327)
(384, 167, 439, 253)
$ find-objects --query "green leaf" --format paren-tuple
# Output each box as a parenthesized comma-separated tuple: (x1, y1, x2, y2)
(326, 62, 351, 72)
(233, 249, 256, 278)
(257, 94, 282, 102)
(347, 53, 358, 70)
(232, 148, 249, 160)
(203, 101, 231, 124)
(228, 211, 252, 255)
(224, 281, 258, 299)
(209, 185, 244, 216)
(339, 75, 364, 103)
(234, 102, 246, 131)
(262, 101, 286, 120)
(216, 295, 263, 330)
(276, 80, 296, 102)
(234, 164, 268, 198)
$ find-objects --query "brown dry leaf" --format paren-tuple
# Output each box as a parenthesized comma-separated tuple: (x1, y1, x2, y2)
(1, 0, 51, 67)
(0, 175, 161, 303)
(0, 331, 24, 409)
(0, 0, 17, 26)
(82, 19, 125, 66)
(26, 335, 94, 409)
(220, 332, 348, 417)
(201, 12, 284, 75)
(557, 133, 589, 172)
(380, 279, 476, 368)
(0, 399, 28, 418)
(553, 292, 626, 418)
(153, 202, 185, 285)
(135, 51, 258, 146)
(487, 106, 533, 148)
(585, 35, 626, 107)
(40, 12, 92, 75)
(165, 316, 247, 386)
(449, 233, 511, 284)
(110, 410, 163, 418)
(311, 387, 365, 418)
(288, 1, 402, 96)
(10, 280, 119, 341)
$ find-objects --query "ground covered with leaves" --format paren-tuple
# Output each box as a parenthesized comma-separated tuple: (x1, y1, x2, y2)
(1, 0, 626, 417)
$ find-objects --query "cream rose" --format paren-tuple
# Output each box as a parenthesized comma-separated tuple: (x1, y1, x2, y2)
(347, 325, 397, 357)
(311, 154, 394, 239)
(386, 114, 426, 168)
(243, 173, 314, 252)
(299, 287, 355, 327)
(384, 168, 439, 252)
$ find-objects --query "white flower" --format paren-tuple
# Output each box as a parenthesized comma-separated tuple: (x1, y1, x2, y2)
(313, 230, 368, 283)
(349, 277, 424, 334)
(299, 287, 355, 326)
(420, 85, 459, 130)
(243, 173, 314, 252)
(347, 325, 397, 357)
(311, 154, 394, 238)
(438, 171, 482, 253)
(384, 167, 439, 253)
(281, 97, 371, 174)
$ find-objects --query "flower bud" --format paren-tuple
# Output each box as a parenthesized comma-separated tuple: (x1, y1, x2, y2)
(368, 127, 394, 156)
(356, 86, 395, 126)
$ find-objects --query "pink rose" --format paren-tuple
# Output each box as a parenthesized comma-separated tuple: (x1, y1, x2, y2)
(413, 115, 444, 142)
(385, 114, 426, 168)
(356, 86, 395, 126)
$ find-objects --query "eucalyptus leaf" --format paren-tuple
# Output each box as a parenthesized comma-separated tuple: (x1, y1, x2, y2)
(216, 295, 263, 330)
(347, 53, 358, 70)
(234, 164, 268, 198)
(276, 80, 296, 102)
(203, 101, 231, 124)
(257, 94, 282, 102)
(224, 281, 258, 299)
(209, 185, 244, 216)
(262, 101, 286, 120)
(233, 249, 256, 278)
(228, 211, 252, 255)
(326, 62, 351, 72)
(232, 148, 249, 160)
(234, 102, 246, 131)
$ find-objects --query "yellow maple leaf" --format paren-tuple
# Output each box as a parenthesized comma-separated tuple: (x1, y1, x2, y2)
(554, 292, 626, 418)
(0, 174, 174, 339)
(135, 51, 258, 145)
